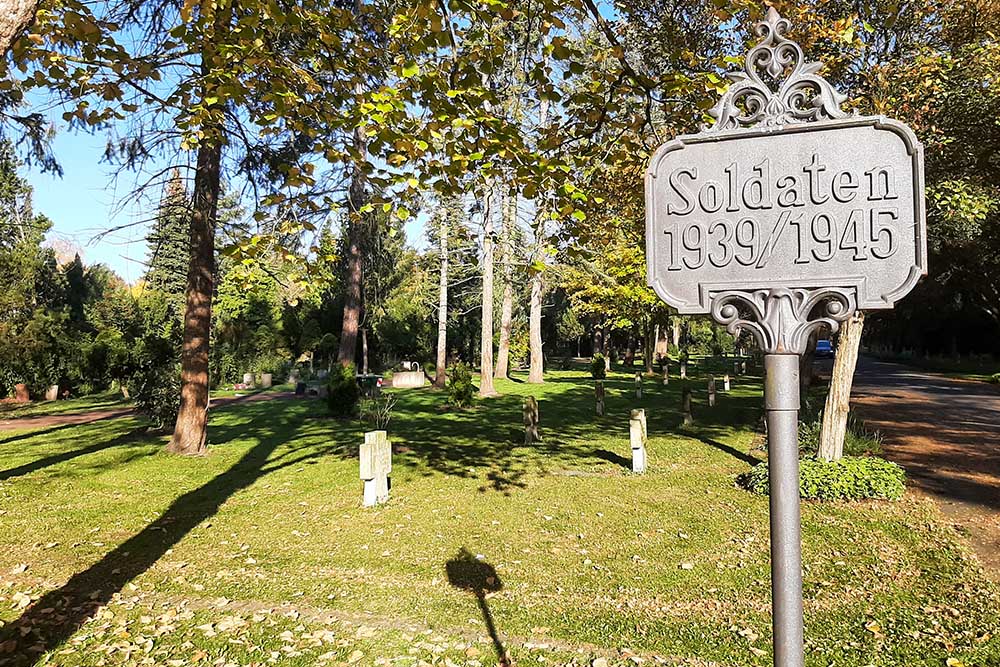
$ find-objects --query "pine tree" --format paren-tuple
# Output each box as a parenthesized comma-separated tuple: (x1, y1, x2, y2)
(144, 170, 190, 304)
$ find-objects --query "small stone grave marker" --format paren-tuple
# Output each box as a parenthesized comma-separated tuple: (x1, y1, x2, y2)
(630, 408, 647, 474)
(523, 396, 540, 445)
(595, 381, 605, 416)
(680, 361, 687, 379)
(360, 430, 391, 507)
(708, 377, 717, 407)
(662, 363, 669, 385)
(634, 372, 642, 399)
(682, 388, 693, 426)
(242, 372, 254, 387)
(724, 374, 731, 391)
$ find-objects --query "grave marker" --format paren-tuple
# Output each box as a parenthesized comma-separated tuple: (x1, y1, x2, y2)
(662, 362, 669, 385)
(708, 377, 717, 407)
(634, 372, 642, 398)
(595, 381, 605, 416)
(630, 409, 647, 474)
(680, 361, 687, 379)
(681, 388, 693, 426)
(724, 374, 731, 391)
(644, 10, 926, 666)
(523, 396, 540, 445)
(360, 430, 391, 507)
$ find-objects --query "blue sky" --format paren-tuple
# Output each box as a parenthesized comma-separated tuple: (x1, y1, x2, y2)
(27, 126, 427, 283)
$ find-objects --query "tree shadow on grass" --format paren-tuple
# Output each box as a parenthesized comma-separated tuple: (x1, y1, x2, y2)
(0, 405, 336, 667)
(0, 425, 156, 482)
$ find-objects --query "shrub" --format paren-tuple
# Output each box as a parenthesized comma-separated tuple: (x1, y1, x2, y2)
(327, 362, 360, 418)
(447, 362, 475, 407)
(423, 361, 437, 379)
(130, 336, 181, 431)
(741, 456, 905, 501)
(590, 354, 607, 379)
(361, 393, 397, 430)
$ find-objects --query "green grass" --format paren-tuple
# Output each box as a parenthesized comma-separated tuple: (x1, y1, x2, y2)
(0, 367, 997, 666)
(0, 389, 128, 419)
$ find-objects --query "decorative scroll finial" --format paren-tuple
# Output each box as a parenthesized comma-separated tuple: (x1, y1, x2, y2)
(710, 287, 857, 355)
(706, 8, 850, 132)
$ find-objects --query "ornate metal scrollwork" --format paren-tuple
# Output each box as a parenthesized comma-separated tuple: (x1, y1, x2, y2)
(711, 287, 857, 355)
(706, 8, 850, 132)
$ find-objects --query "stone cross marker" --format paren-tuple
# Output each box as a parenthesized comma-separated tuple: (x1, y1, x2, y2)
(595, 381, 605, 416)
(662, 362, 669, 385)
(634, 372, 642, 398)
(708, 377, 717, 407)
(724, 374, 731, 391)
(644, 9, 926, 667)
(523, 396, 540, 445)
(360, 430, 391, 507)
(629, 408, 648, 474)
(680, 360, 687, 379)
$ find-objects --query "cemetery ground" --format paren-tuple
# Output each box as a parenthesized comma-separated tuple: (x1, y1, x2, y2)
(1, 367, 999, 667)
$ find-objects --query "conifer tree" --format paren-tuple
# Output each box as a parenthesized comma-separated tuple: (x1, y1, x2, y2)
(143, 170, 190, 305)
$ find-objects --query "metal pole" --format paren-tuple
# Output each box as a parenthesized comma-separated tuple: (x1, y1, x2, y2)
(764, 354, 804, 667)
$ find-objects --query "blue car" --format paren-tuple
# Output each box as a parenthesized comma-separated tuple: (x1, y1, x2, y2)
(815, 339, 834, 359)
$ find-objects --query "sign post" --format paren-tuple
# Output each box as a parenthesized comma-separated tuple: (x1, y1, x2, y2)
(644, 9, 926, 666)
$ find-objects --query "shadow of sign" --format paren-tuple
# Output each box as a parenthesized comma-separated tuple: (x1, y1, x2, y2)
(445, 548, 510, 667)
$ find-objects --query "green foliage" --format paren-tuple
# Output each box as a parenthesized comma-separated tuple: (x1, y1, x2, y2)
(326, 363, 360, 419)
(590, 354, 607, 379)
(361, 393, 397, 431)
(447, 362, 474, 408)
(143, 171, 190, 304)
(129, 335, 181, 431)
(990, 373, 1000, 384)
(742, 456, 906, 501)
(798, 412, 883, 457)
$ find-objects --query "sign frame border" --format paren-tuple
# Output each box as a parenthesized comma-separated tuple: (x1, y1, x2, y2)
(644, 114, 927, 315)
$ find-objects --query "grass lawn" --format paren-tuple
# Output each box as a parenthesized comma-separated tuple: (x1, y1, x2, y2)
(0, 390, 128, 420)
(0, 367, 998, 666)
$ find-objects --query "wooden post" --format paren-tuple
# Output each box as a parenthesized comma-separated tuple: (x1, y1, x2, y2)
(630, 408, 647, 474)
(360, 431, 392, 507)
(595, 381, 605, 416)
(682, 388, 693, 425)
(524, 396, 540, 445)
(724, 374, 731, 391)
(635, 372, 642, 399)
(680, 361, 687, 379)
(708, 377, 717, 407)
(662, 362, 669, 385)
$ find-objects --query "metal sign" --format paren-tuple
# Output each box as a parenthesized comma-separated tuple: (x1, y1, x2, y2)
(645, 9, 926, 352)
(643, 9, 926, 667)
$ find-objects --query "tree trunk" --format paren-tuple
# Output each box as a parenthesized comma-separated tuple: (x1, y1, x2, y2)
(167, 1, 230, 455)
(494, 193, 515, 380)
(479, 189, 499, 397)
(528, 269, 544, 383)
(817, 312, 866, 461)
(672, 319, 681, 348)
(361, 327, 369, 375)
(434, 205, 449, 389)
(168, 135, 222, 455)
(338, 32, 367, 367)
(623, 331, 635, 367)
(0, 0, 38, 54)
(799, 329, 819, 399)
(644, 322, 654, 374)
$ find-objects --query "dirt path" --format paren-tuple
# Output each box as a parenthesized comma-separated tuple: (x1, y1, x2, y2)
(0, 391, 297, 433)
(849, 357, 1000, 576)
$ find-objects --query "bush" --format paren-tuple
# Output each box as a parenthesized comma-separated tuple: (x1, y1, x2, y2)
(327, 362, 360, 418)
(423, 361, 437, 379)
(447, 362, 475, 407)
(590, 354, 607, 379)
(130, 336, 181, 431)
(741, 456, 906, 501)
